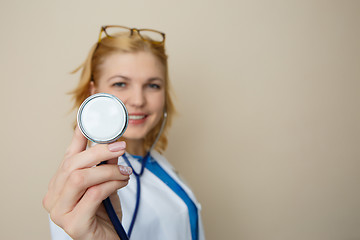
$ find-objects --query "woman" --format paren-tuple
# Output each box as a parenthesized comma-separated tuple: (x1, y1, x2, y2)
(43, 25, 205, 240)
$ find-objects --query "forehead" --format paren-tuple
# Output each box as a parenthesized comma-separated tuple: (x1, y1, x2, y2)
(98, 51, 165, 80)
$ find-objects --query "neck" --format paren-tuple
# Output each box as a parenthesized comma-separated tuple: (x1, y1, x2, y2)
(124, 138, 146, 157)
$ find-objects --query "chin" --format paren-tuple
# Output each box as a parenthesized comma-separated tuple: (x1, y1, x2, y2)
(123, 130, 147, 141)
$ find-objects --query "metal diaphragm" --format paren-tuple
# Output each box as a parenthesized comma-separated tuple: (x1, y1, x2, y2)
(77, 93, 128, 144)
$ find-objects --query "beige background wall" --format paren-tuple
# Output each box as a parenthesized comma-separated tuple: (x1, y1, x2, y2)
(0, 0, 359, 239)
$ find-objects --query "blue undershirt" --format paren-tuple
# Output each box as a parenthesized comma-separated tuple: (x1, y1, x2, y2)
(131, 155, 199, 240)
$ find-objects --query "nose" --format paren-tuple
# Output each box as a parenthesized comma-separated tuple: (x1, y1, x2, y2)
(127, 86, 146, 108)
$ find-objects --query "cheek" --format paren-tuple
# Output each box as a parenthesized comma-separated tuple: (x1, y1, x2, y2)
(148, 93, 165, 120)
(155, 92, 166, 111)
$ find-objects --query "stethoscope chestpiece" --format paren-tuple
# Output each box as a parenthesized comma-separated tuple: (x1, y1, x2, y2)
(77, 93, 128, 144)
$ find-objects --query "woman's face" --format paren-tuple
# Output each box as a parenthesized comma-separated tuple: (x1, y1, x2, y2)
(91, 51, 165, 142)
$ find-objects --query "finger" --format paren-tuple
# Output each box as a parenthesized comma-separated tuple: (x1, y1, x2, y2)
(64, 126, 88, 158)
(109, 191, 122, 219)
(107, 156, 119, 165)
(47, 127, 91, 206)
(50, 141, 126, 210)
(74, 180, 129, 222)
(68, 141, 126, 170)
(55, 164, 132, 214)
(50, 126, 86, 193)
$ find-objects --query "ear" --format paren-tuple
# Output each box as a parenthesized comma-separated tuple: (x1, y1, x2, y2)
(89, 81, 96, 95)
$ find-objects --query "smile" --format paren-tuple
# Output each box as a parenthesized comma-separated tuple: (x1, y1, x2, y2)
(128, 114, 148, 124)
(129, 115, 146, 120)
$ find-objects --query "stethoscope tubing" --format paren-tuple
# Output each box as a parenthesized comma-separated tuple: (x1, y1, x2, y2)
(103, 197, 129, 239)
(102, 152, 148, 240)
(102, 151, 149, 240)
(122, 152, 150, 237)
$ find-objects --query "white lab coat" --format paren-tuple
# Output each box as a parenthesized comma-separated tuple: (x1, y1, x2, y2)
(49, 150, 205, 240)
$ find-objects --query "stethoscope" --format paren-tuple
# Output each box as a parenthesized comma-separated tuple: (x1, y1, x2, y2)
(77, 93, 167, 240)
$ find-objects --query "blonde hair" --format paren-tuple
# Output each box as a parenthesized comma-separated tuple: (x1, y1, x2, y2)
(70, 32, 175, 153)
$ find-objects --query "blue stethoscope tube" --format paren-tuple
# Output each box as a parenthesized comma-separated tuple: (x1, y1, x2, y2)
(122, 152, 149, 237)
(102, 152, 148, 240)
(103, 196, 129, 239)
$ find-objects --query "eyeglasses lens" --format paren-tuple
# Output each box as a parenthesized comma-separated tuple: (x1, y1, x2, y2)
(104, 27, 131, 38)
(104, 27, 164, 43)
(139, 30, 164, 43)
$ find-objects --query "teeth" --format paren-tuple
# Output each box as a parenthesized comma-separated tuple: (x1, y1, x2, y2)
(129, 115, 145, 120)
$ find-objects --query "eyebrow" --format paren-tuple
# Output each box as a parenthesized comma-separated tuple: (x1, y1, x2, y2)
(108, 75, 164, 82)
(107, 75, 130, 82)
(148, 77, 164, 82)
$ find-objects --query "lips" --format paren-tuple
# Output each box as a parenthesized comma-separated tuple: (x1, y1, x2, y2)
(128, 114, 148, 124)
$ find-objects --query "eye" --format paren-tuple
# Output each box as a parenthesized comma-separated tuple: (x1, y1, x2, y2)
(113, 82, 126, 88)
(148, 83, 161, 89)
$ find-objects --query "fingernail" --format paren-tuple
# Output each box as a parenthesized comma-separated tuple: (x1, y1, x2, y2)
(119, 165, 133, 175)
(108, 141, 126, 152)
